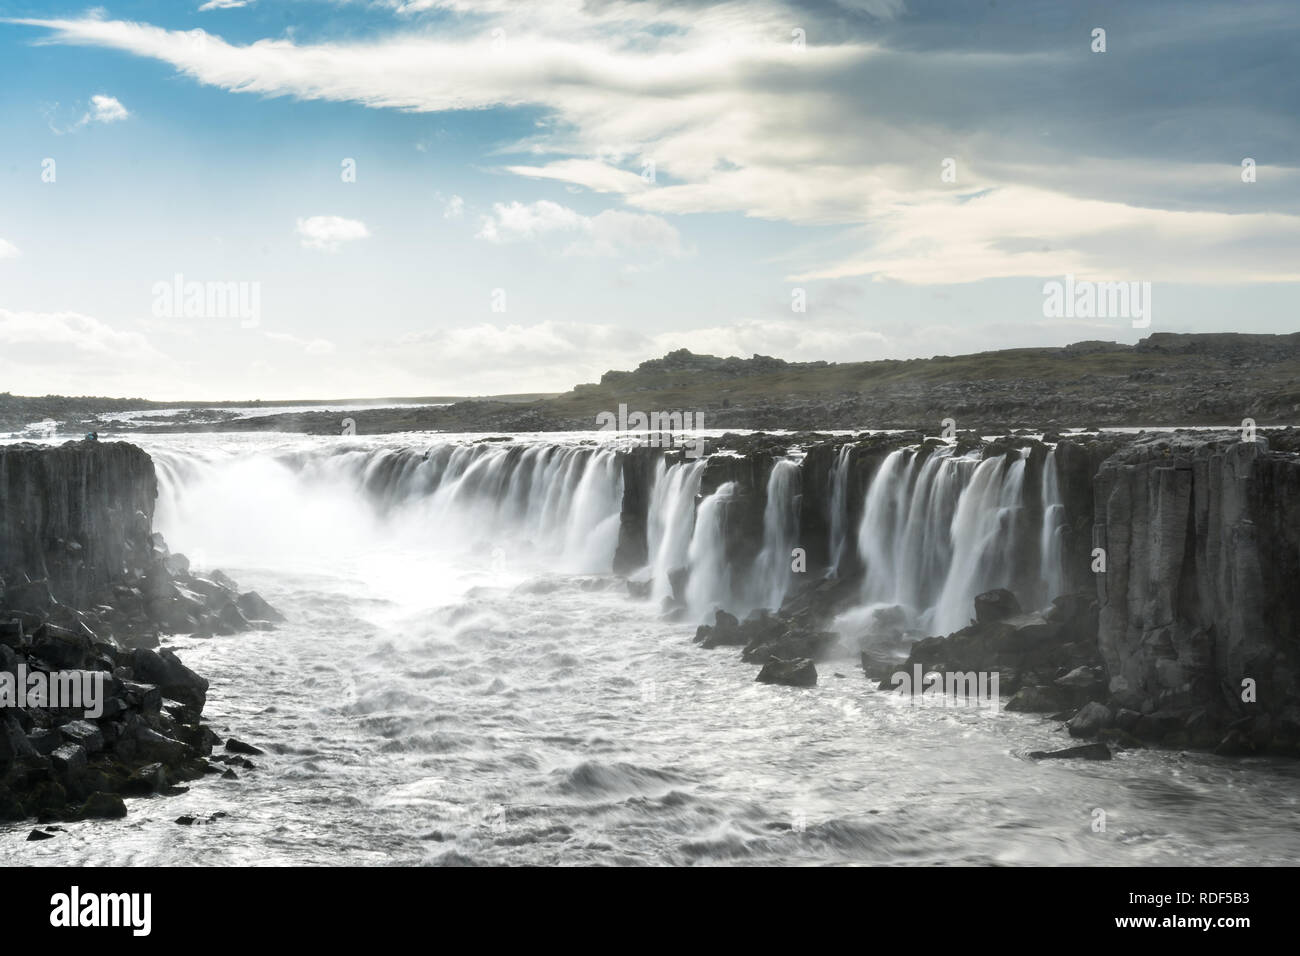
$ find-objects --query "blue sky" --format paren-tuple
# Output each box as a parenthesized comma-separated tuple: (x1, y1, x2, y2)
(0, 0, 1297, 399)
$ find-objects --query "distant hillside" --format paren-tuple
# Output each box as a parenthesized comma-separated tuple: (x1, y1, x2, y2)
(7, 332, 1299, 436)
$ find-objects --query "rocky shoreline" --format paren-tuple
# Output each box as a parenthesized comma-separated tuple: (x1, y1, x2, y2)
(0, 441, 278, 829)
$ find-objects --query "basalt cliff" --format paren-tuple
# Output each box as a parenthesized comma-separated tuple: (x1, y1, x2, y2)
(0, 441, 277, 827)
(610, 427, 1300, 757)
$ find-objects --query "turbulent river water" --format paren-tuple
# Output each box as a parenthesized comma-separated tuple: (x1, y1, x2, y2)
(6, 431, 1300, 865)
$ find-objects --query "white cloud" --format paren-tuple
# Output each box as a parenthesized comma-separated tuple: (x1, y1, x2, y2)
(442, 194, 464, 219)
(9, 7, 1300, 285)
(0, 309, 171, 394)
(476, 200, 686, 258)
(198, 0, 253, 10)
(44, 93, 131, 133)
(0, 239, 19, 259)
(296, 215, 370, 251)
(87, 94, 129, 124)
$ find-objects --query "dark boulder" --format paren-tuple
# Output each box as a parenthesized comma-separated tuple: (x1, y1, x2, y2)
(129, 647, 207, 711)
(1027, 743, 1112, 761)
(755, 658, 818, 688)
(78, 792, 127, 820)
(1067, 701, 1114, 738)
(236, 591, 284, 624)
(974, 588, 1021, 625)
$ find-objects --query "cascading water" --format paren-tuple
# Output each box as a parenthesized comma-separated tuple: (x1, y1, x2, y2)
(1039, 455, 1067, 607)
(826, 444, 854, 578)
(683, 481, 736, 621)
(152, 439, 624, 580)
(644, 458, 706, 603)
(847, 444, 1059, 639)
(928, 451, 1028, 634)
(749, 459, 801, 612)
(156, 435, 1065, 634)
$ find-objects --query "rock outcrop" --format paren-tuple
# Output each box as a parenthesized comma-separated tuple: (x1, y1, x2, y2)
(0, 440, 276, 823)
(1093, 432, 1300, 750)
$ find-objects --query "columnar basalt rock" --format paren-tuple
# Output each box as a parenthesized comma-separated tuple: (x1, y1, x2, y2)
(1093, 432, 1300, 749)
(649, 427, 1300, 755)
(0, 441, 156, 610)
(0, 440, 276, 823)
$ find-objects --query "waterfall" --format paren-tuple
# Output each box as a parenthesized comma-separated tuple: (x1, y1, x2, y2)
(684, 481, 736, 621)
(749, 459, 800, 612)
(644, 458, 707, 603)
(847, 444, 1059, 638)
(1039, 455, 1067, 606)
(152, 433, 1068, 636)
(928, 452, 1027, 634)
(152, 440, 624, 575)
(827, 444, 854, 577)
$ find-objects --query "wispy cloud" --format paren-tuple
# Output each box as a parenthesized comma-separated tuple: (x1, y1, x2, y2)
(296, 215, 370, 251)
(198, 0, 254, 10)
(44, 92, 130, 134)
(11, 6, 1298, 284)
(0, 238, 19, 259)
(477, 200, 687, 260)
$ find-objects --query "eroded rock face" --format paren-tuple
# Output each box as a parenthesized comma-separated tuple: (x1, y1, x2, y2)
(1093, 433, 1300, 726)
(0, 441, 156, 610)
(0, 440, 275, 823)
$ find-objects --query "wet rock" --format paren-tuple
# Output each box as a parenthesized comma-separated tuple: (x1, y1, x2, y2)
(695, 609, 747, 649)
(5, 580, 57, 616)
(116, 714, 189, 765)
(1114, 708, 1142, 732)
(49, 743, 88, 789)
(58, 719, 104, 755)
(129, 647, 207, 711)
(224, 737, 265, 756)
(0, 787, 26, 821)
(1028, 743, 1112, 761)
(1067, 701, 1114, 737)
(0, 714, 37, 760)
(1214, 729, 1256, 757)
(30, 623, 93, 669)
(122, 680, 162, 715)
(175, 815, 196, 826)
(26, 828, 55, 841)
(78, 792, 127, 819)
(755, 658, 818, 688)
(1005, 685, 1068, 713)
(0, 617, 25, 649)
(974, 588, 1021, 625)
(1098, 728, 1144, 750)
(236, 591, 284, 623)
(1133, 711, 1185, 741)
(123, 762, 167, 796)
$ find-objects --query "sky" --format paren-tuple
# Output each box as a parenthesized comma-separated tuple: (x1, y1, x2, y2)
(0, 0, 1297, 400)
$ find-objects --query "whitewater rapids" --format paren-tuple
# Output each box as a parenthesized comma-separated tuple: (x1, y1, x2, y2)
(7, 431, 1300, 866)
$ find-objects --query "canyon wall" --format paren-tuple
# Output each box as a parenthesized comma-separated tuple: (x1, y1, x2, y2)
(0, 441, 157, 609)
(1094, 434, 1300, 726)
